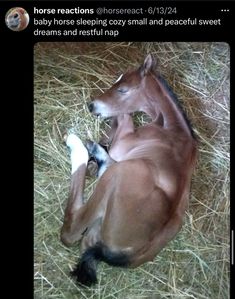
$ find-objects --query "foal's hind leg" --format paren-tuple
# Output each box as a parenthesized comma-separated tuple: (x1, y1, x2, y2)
(80, 217, 102, 253)
(61, 133, 109, 246)
(61, 133, 90, 246)
(86, 140, 115, 177)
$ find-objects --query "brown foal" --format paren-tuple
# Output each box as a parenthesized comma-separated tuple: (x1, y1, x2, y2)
(61, 54, 197, 286)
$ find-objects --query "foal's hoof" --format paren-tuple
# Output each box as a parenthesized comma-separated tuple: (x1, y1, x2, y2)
(86, 160, 98, 177)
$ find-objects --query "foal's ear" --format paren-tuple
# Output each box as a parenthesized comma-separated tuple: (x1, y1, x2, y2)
(140, 54, 156, 76)
(16, 7, 25, 15)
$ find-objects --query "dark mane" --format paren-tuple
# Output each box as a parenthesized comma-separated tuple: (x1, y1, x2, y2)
(156, 74, 196, 139)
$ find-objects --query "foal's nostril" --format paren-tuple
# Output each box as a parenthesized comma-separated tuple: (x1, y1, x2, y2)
(88, 102, 94, 112)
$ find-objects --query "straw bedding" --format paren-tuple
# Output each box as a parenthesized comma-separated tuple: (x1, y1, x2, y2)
(34, 42, 230, 299)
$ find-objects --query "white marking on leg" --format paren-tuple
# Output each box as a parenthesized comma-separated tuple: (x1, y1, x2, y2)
(95, 145, 109, 161)
(98, 164, 108, 178)
(114, 73, 123, 83)
(94, 145, 114, 177)
(66, 134, 89, 174)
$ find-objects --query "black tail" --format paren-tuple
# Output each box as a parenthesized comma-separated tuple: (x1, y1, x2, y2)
(70, 242, 130, 286)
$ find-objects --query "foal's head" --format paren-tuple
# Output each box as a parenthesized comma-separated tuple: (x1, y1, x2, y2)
(6, 8, 29, 31)
(88, 54, 157, 118)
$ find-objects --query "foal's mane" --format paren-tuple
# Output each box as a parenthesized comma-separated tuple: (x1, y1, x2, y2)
(154, 72, 196, 139)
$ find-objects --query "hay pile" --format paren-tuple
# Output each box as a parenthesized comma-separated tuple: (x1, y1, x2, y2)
(34, 42, 230, 298)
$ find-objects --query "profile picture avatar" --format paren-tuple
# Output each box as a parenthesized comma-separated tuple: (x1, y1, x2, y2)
(5, 7, 29, 31)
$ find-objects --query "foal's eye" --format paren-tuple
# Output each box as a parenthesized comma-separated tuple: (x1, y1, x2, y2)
(117, 87, 128, 94)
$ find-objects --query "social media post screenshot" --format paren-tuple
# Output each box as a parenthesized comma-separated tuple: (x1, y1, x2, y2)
(1, 1, 232, 298)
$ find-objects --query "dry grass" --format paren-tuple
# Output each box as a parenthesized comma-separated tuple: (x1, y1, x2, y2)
(34, 42, 230, 299)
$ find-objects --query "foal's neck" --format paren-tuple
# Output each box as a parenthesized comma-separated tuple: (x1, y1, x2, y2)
(144, 74, 193, 138)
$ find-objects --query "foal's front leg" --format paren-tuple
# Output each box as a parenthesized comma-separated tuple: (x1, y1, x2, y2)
(99, 117, 118, 147)
(86, 140, 115, 177)
(86, 117, 118, 177)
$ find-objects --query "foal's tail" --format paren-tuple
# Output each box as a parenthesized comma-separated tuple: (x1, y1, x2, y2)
(71, 242, 130, 286)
